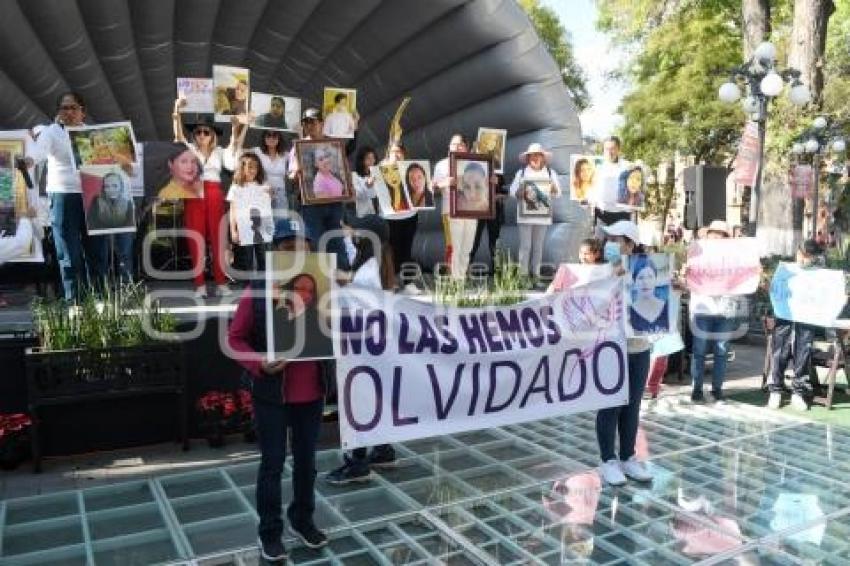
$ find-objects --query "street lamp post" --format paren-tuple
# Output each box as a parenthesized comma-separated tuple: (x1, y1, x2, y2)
(718, 41, 811, 236)
(792, 117, 847, 240)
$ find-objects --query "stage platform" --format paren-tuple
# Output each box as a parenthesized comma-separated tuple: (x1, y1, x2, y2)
(2, 396, 848, 565)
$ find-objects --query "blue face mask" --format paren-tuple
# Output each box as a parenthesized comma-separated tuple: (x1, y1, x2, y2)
(603, 241, 621, 264)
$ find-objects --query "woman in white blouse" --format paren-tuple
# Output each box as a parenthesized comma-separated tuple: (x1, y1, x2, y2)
(351, 146, 378, 217)
(232, 125, 291, 237)
(172, 97, 238, 297)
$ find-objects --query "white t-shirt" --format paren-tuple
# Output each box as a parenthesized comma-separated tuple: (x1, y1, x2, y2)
(351, 172, 377, 217)
(593, 159, 630, 212)
(251, 149, 287, 190)
(29, 123, 80, 193)
(323, 111, 356, 138)
(509, 165, 562, 225)
(190, 144, 235, 182)
(432, 158, 451, 215)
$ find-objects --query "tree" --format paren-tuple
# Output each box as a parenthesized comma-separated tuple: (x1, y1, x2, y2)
(519, 0, 590, 111)
(742, 0, 771, 58)
(788, 0, 836, 105)
(598, 0, 744, 166)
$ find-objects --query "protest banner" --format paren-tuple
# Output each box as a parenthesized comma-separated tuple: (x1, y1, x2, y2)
(735, 121, 760, 187)
(686, 238, 761, 296)
(770, 263, 847, 327)
(333, 277, 628, 449)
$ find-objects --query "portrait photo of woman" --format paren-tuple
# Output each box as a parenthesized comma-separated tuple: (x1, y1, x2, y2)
(84, 170, 135, 234)
(453, 159, 492, 217)
(570, 156, 596, 201)
(617, 166, 645, 209)
(311, 147, 344, 199)
(379, 162, 410, 213)
(627, 254, 671, 335)
(402, 161, 434, 209)
(157, 143, 204, 200)
(295, 139, 353, 205)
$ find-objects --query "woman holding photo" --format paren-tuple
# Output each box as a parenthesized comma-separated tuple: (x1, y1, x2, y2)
(233, 122, 290, 234)
(227, 153, 272, 272)
(509, 143, 561, 286)
(351, 146, 378, 217)
(172, 96, 239, 298)
(381, 144, 418, 288)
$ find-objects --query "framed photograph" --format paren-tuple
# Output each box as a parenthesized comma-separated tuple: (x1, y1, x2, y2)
(476, 127, 507, 174)
(266, 251, 336, 361)
(233, 185, 274, 245)
(212, 65, 250, 122)
(176, 78, 214, 114)
(250, 93, 300, 133)
(625, 253, 674, 337)
(322, 87, 358, 138)
(399, 160, 434, 210)
(0, 138, 27, 235)
(66, 122, 138, 170)
(80, 165, 136, 235)
(449, 152, 494, 220)
(617, 165, 646, 210)
(294, 139, 354, 205)
(517, 176, 554, 219)
(569, 154, 601, 202)
(145, 142, 204, 200)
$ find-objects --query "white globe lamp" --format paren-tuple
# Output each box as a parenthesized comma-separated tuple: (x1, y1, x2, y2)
(753, 41, 776, 63)
(741, 96, 759, 114)
(791, 143, 804, 155)
(833, 139, 846, 153)
(718, 82, 741, 103)
(813, 116, 828, 130)
(760, 71, 784, 97)
(804, 139, 820, 154)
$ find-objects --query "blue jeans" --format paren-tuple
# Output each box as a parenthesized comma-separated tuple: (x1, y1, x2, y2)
(254, 398, 323, 543)
(300, 203, 348, 270)
(690, 314, 734, 396)
(50, 192, 108, 299)
(596, 349, 650, 462)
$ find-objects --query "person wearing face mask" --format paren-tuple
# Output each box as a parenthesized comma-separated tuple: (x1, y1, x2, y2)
(596, 220, 653, 487)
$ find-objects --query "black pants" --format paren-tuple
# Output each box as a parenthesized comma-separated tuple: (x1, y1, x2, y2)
(596, 349, 650, 462)
(388, 215, 418, 273)
(254, 398, 323, 543)
(233, 243, 268, 273)
(769, 318, 816, 396)
(469, 202, 503, 270)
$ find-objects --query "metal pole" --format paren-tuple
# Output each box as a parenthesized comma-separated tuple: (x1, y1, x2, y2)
(811, 152, 819, 240)
(749, 98, 768, 236)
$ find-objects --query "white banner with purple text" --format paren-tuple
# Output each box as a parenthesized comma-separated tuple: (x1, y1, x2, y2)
(333, 278, 628, 449)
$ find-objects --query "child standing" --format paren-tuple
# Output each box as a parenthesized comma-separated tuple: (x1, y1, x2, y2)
(227, 153, 273, 273)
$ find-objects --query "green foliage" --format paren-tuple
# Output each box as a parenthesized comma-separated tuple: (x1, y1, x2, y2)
(434, 249, 528, 307)
(520, 0, 590, 111)
(604, 0, 745, 166)
(31, 282, 178, 352)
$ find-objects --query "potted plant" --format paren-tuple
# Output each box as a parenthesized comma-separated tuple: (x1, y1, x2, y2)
(196, 391, 239, 447)
(0, 413, 33, 470)
(26, 282, 186, 472)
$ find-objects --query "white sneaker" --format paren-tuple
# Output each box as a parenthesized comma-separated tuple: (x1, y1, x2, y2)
(621, 456, 652, 482)
(790, 394, 809, 411)
(194, 286, 207, 299)
(599, 459, 627, 486)
(217, 284, 232, 297)
(767, 392, 782, 409)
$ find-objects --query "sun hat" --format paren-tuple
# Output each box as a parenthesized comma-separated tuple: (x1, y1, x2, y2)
(184, 114, 223, 136)
(518, 142, 553, 164)
(602, 220, 640, 244)
(706, 219, 730, 237)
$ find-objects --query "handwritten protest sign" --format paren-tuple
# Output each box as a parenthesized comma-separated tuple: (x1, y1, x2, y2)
(686, 238, 761, 296)
(770, 263, 846, 327)
(333, 278, 628, 449)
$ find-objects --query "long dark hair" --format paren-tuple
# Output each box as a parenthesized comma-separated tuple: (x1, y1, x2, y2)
(354, 146, 377, 177)
(260, 130, 283, 156)
(233, 153, 266, 185)
(351, 235, 396, 291)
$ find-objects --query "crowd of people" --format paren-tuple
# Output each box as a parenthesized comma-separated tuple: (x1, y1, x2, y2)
(3, 88, 834, 563)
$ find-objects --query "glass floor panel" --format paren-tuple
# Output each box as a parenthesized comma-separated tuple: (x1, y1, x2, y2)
(2, 399, 848, 565)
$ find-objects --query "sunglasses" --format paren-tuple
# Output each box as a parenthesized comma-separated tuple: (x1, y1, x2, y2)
(194, 129, 213, 136)
(60, 104, 81, 111)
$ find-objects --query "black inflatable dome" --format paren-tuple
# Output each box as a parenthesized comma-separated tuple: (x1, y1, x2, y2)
(0, 0, 588, 265)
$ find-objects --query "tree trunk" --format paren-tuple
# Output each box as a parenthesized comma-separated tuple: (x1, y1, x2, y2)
(788, 0, 836, 105)
(742, 0, 771, 60)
